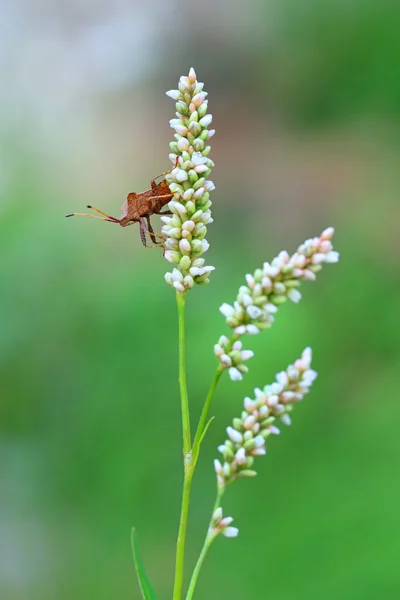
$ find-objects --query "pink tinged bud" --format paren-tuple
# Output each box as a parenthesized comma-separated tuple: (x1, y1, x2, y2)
(267, 394, 279, 406)
(290, 253, 306, 268)
(243, 415, 256, 429)
(204, 180, 215, 192)
(178, 137, 190, 152)
(247, 324, 260, 335)
(175, 125, 188, 136)
(240, 350, 254, 361)
(214, 344, 223, 357)
(173, 281, 185, 292)
(263, 263, 280, 277)
(194, 164, 208, 174)
(220, 303, 235, 317)
(253, 435, 265, 448)
(220, 354, 232, 367)
(319, 240, 333, 253)
(235, 448, 246, 464)
(199, 114, 213, 127)
(245, 274, 255, 288)
(321, 226, 335, 240)
(214, 459, 223, 475)
(269, 425, 280, 435)
(227, 427, 243, 444)
(232, 341, 242, 351)
(252, 447, 266, 456)
(188, 67, 197, 83)
(281, 414, 292, 426)
(311, 253, 326, 265)
(192, 92, 205, 106)
(166, 89, 181, 100)
(302, 269, 316, 281)
(278, 250, 290, 263)
(223, 526, 239, 538)
(287, 289, 302, 303)
(293, 268, 304, 278)
(220, 516, 234, 527)
(244, 397, 256, 412)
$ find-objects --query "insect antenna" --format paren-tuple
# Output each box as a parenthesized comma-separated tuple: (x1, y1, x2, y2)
(65, 205, 119, 223)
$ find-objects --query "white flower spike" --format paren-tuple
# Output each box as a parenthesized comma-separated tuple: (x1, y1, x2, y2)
(163, 69, 215, 292)
(214, 348, 317, 491)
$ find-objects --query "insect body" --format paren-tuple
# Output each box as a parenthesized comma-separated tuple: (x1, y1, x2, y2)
(66, 166, 175, 247)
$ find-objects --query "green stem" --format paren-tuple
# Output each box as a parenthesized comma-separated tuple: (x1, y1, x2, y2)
(173, 291, 192, 600)
(185, 490, 224, 600)
(173, 465, 194, 600)
(176, 292, 191, 454)
(192, 333, 239, 460)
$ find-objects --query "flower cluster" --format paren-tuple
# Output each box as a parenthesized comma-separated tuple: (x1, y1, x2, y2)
(214, 348, 317, 491)
(214, 336, 254, 381)
(209, 507, 239, 539)
(163, 68, 215, 293)
(216, 227, 338, 378)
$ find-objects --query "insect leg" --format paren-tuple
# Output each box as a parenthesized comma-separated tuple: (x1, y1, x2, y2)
(139, 218, 148, 247)
(150, 157, 179, 192)
(146, 216, 157, 244)
(139, 217, 165, 248)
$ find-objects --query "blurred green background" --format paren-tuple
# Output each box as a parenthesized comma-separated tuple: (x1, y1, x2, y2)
(1, 1, 399, 599)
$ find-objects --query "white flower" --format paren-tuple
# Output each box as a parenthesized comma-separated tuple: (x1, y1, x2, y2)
(220, 303, 235, 317)
(223, 527, 239, 538)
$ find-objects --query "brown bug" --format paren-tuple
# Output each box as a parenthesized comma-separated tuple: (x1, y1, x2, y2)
(66, 163, 177, 247)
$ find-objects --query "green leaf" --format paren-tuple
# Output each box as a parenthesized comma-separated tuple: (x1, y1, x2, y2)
(199, 416, 215, 445)
(131, 528, 158, 600)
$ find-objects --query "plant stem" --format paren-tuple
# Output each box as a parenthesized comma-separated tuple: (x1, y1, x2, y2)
(176, 292, 191, 454)
(185, 490, 224, 600)
(173, 291, 192, 600)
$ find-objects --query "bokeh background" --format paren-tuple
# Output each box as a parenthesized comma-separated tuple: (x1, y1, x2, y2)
(1, 1, 399, 599)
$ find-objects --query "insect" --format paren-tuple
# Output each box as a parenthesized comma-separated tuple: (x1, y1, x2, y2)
(66, 163, 177, 247)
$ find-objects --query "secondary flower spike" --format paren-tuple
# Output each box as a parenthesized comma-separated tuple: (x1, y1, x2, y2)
(163, 68, 215, 292)
(214, 348, 317, 492)
(216, 227, 339, 379)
